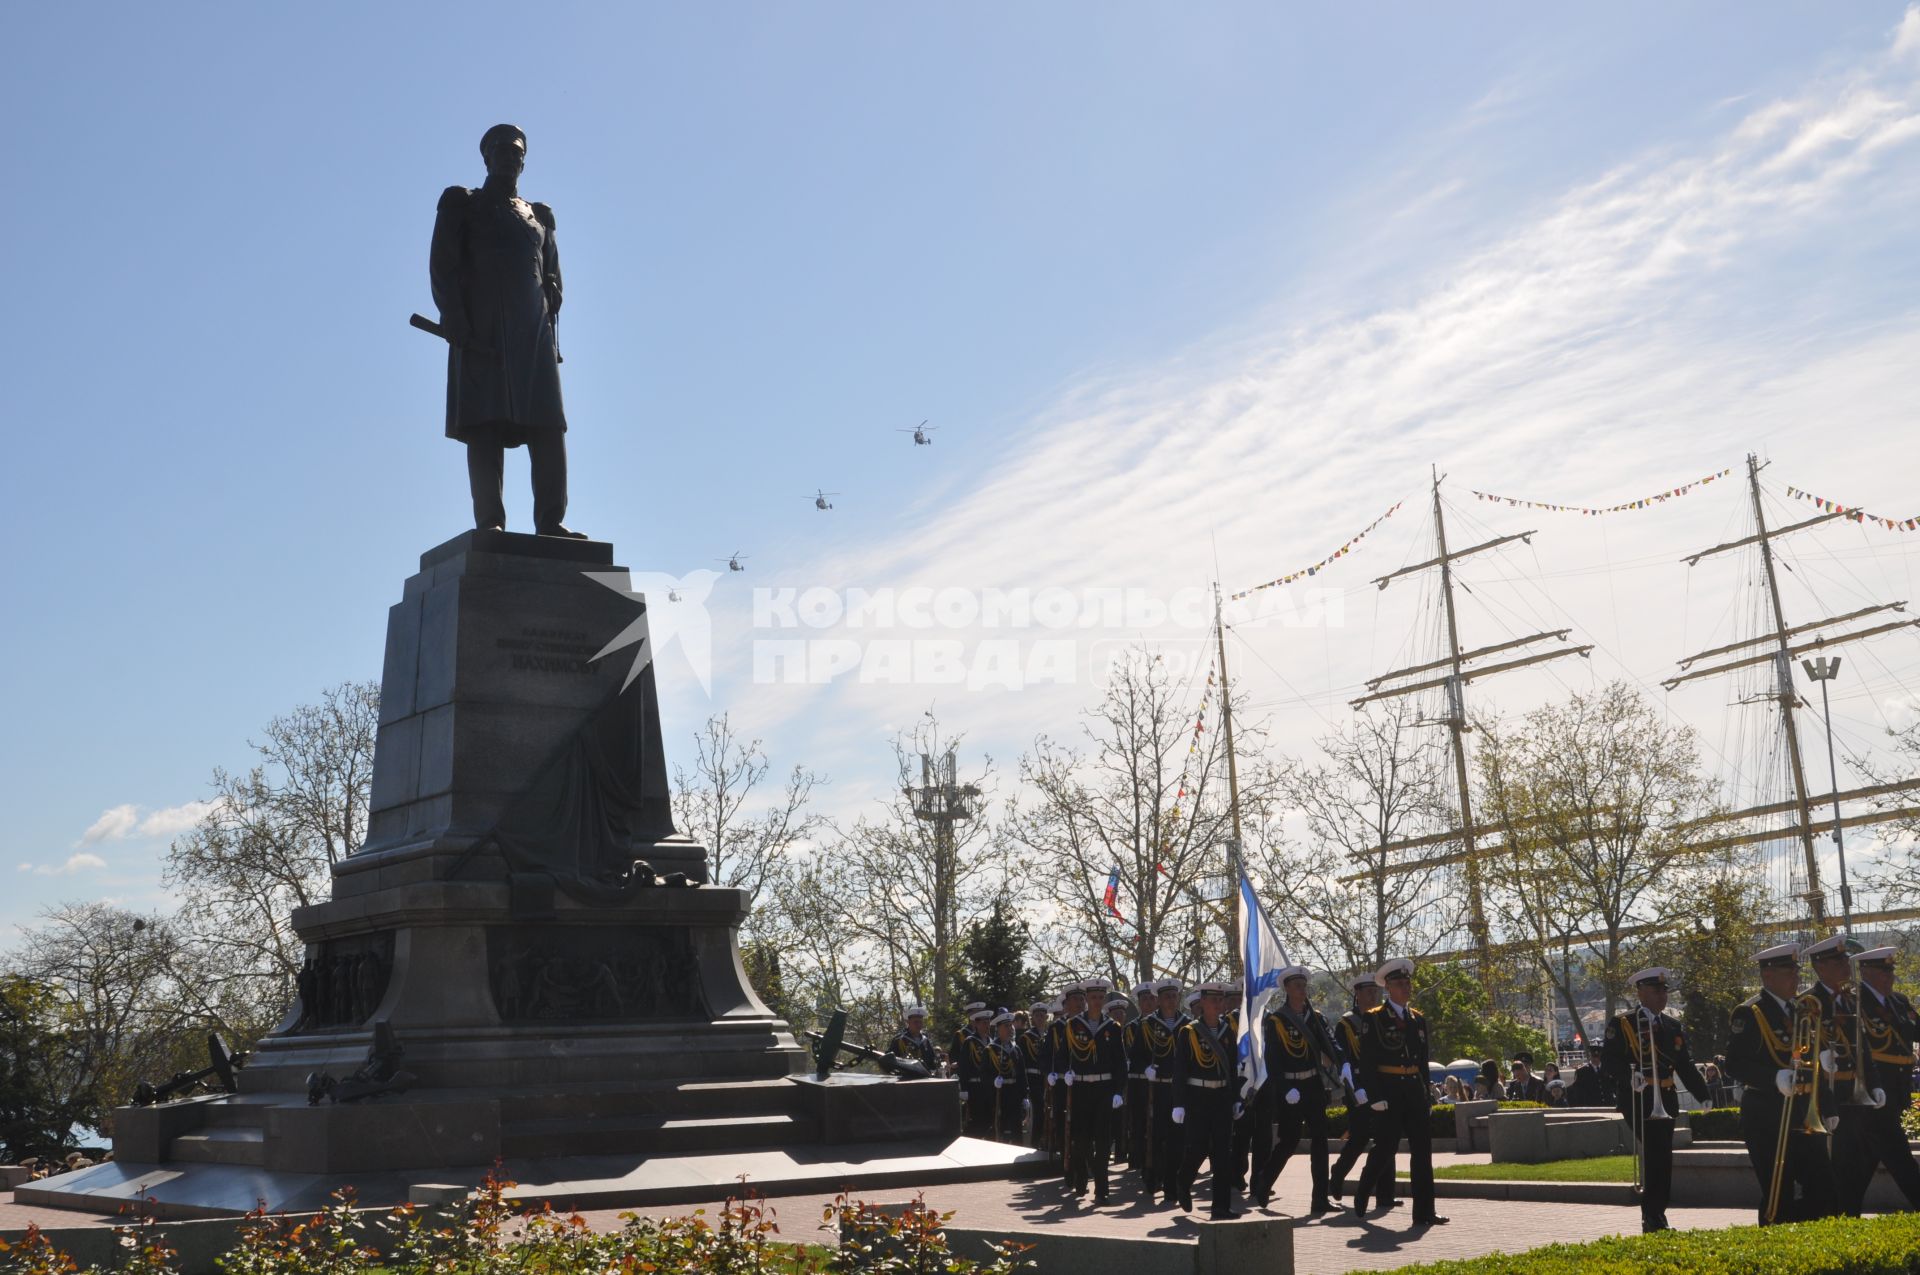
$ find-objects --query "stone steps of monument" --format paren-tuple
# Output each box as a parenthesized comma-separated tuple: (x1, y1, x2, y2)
(501, 1077, 800, 1122)
(197, 1098, 290, 1128)
(169, 1126, 266, 1167)
(501, 1111, 816, 1159)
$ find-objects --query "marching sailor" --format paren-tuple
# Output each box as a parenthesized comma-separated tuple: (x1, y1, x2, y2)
(1249, 965, 1338, 1213)
(1329, 971, 1383, 1204)
(1352, 958, 1448, 1227)
(1172, 980, 1242, 1219)
(1125, 982, 1158, 1170)
(1599, 967, 1709, 1233)
(1847, 945, 1920, 1212)
(1021, 1001, 1053, 1151)
(1806, 934, 1874, 1215)
(1047, 983, 1085, 1174)
(1725, 942, 1839, 1224)
(890, 1005, 938, 1072)
(1141, 978, 1186, 1203)
(955, 1004, 996, 1137)
(989, 1010, 1026, 1142)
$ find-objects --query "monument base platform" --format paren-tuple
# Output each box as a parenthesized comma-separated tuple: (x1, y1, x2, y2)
(16, 1135, 1045, 1220)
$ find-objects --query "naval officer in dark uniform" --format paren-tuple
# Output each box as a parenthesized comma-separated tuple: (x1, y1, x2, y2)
(1599, 966, 1708, 1233)
(430, 124, 582, 538)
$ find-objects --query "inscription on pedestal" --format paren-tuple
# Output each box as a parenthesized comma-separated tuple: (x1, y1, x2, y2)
(494, 625, 601, 676)
(296, 935, 396, 1030)
(487, 925, 706, 1022)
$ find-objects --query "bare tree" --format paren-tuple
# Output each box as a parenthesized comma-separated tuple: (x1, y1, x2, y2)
(11, 903, 204, 1132)
(1251, 701, 1459, 976)
(837, 715, 1003, 1034)
(1475, 682, 1721, 1040)
(162, 681, 377, 1033)
(1860, 720, 1920, 910)
(1005, 646, 1270, 989)
(671, 713, 826, 930)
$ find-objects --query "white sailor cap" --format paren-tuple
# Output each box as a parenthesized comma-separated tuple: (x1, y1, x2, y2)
(1280, 964, 1310, 984)
(990, 1010, 1014, 1026)
(1105, 997, 1129, 1015)
(1804, 934, 1859, 962)
(1029, 1001, 1051, 1013)
(1061, 982, 1087, 998)
(1754, 942, 1800, 968)
(1628, 967, 1671, 988)
(1083, 977, 1113, 993)
(1185, 989, 1203, 1008)
(1156, 978, 1183, 995)
(1134, 983, 1158, 999)
(1376, 957, 1414, 984)
(904, 1005, 928, 1018)
(1348, 972, 1379, 993)
(1198, 980, 1231, 996)
(969, 1005, 993, 1021)
(963, 1000, 987, 1013)
(1857, 946, 1899, 968)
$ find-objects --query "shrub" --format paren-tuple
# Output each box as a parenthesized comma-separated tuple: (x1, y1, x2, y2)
(0, 1176, 1036, 1275)
(1374, 1211, 1920, 1274)
(1687, 1106, 1743, 1140)
(1905, 1091, 1919, 1141)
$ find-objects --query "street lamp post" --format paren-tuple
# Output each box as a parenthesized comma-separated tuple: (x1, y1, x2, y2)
(1800, 656, 1853, 934)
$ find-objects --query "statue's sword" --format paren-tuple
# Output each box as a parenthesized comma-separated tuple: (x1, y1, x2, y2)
(409, 313, 501, 363)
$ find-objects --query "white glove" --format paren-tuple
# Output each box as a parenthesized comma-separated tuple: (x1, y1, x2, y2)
(1047, 1073, 1059, 1086)
(1823, 1115, 1840, 1134)
(1871, 1088, 1888, 1109)
(1172, 1107, 1186, 1125)
(1112, 1094, 1125, 1110)
(1352, 1087, 1368, 1105)
(1233, 1101, 1245, 1119)
(994, 1077, 1005, 1089)
(1144, 1065, 1158, 1081)
(1818, 1049, 1838, 1074)
(1776, 1069, 1795, 1097)
(1285, 1088, 1301, 1106)
(1340, 1062, 1354, 1086)
(1631, 1073, 1647, 1093)
(1064, 1071, 1076, 1087)
(1370, 1100, 1389, 1112)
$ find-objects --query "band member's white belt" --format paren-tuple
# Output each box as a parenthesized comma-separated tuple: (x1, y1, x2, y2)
(1074, 1072, 1114, 1082)
(1187, 1078, 1228, 1089)
(1280, 1070, 1315, 1081)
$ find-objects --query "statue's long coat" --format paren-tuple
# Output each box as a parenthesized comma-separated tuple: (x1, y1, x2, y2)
(429, 185, 566, 443)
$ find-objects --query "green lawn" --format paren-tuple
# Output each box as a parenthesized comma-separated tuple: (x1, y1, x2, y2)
(1396, 1154, 1635, 1183)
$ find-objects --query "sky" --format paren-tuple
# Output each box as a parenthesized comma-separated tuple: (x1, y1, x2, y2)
(5, 4, 1920, 942)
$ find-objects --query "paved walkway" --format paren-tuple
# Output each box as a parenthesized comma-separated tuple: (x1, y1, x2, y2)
(3, 1150, 1764, 1275)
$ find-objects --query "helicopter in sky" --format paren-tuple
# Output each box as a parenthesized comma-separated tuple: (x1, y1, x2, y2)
(717, 553, 748, 572)
(812, 489, 838, 511)
(896, 420, 938, 446)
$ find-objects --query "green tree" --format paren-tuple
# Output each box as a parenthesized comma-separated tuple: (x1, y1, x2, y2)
(1414, 961, 1550, 1065)
(1667, 871, 1770, 1060)
(0, 975, 90, 1160)
(952, 896, 1050, 1033)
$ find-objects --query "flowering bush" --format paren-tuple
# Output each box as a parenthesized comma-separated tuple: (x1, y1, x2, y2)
(0, 1174, 1034, 1275)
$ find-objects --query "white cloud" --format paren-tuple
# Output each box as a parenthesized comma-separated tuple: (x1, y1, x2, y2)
(708, 8, 1920, 826)
(77, 799, 217, 846)
(78, 803, 140, 845)
(19, 852, 109, 877)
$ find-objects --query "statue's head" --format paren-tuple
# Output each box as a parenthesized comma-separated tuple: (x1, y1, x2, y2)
(480, 124, 527, 180)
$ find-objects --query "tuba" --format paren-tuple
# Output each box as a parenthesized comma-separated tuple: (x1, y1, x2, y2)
(1764, 992, 1827, 1225)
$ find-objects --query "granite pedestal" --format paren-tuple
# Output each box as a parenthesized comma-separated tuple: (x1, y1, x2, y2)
(22, 532, 962, 1215)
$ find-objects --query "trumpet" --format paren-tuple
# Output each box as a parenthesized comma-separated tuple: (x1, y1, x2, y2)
(1765, 993, 1827, 1225)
